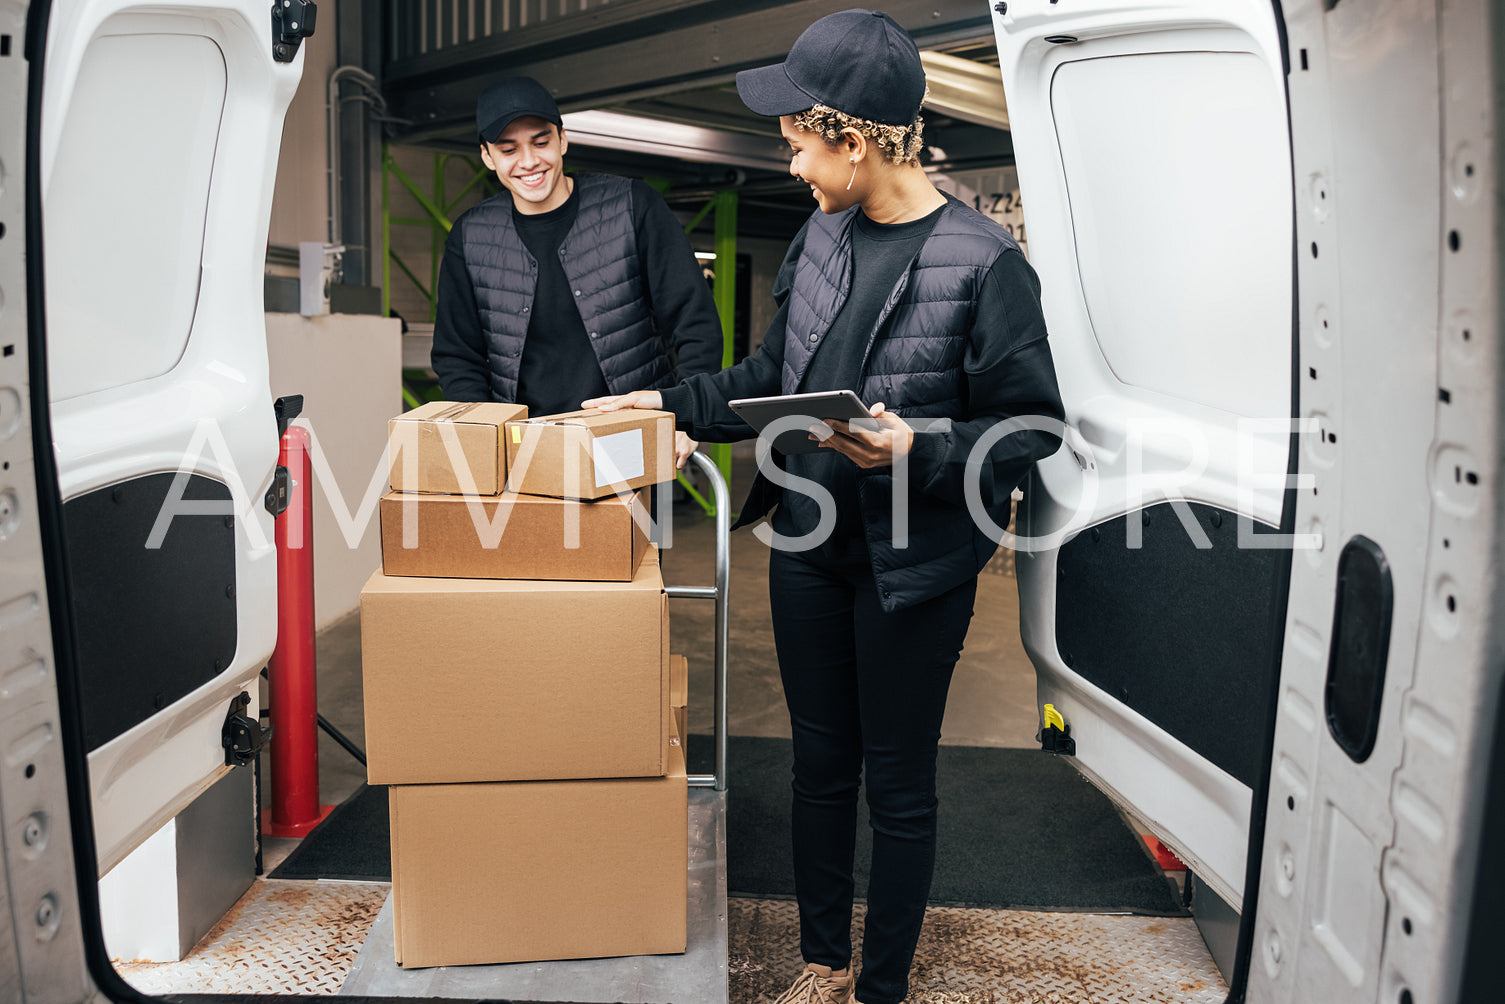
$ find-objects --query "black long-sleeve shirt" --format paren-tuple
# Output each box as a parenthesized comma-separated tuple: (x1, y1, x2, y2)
(432, 178, 724, 411)
(660, 212, 1064, 525)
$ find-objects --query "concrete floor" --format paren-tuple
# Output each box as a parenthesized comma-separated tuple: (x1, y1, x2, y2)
(305, 446, 1044, 809)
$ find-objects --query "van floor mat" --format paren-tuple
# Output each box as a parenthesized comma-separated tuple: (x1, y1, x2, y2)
(268, 783, 390, 881)
(690, 735, 1187, 914)
(729, 898, 1228, 1003)
(113, 879, 388, 995)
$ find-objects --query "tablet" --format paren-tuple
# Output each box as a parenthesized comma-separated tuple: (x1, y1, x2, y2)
(729, 389, 872, 455)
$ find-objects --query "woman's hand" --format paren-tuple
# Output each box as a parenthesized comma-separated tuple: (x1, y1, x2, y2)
(582, 390, 664, 412)
(581, 390, 695, 469)
(818, 402, 915, 469)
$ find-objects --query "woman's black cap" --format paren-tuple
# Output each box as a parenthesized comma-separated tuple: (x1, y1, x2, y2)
(476, 76, 563, 142)
(735, 9, 925, 125)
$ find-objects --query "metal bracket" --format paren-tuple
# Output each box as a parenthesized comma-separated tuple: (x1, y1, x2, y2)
(222, 692, 271, 766)
(264, 466, 290, 518)
(274, 394, 304, 436)
(1038, 724, 1076, 756)
(270, 0, 317, 63)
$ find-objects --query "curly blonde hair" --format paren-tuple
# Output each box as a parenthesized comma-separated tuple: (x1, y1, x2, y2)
(791, 101, 927, 166)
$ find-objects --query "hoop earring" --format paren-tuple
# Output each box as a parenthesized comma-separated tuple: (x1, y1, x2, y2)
(846, 160, 857, 191)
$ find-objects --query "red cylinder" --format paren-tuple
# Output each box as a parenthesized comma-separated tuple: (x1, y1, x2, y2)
(262, 424, 333, 837)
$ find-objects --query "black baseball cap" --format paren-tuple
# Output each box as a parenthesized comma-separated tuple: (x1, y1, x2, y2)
(476, 76, 563, 143)
(735, 9, 925, 125)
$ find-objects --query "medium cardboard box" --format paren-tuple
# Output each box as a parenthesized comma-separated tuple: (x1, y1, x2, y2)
(361, 550, 669, 784)
(378, 489, 647, 581)
(389, 401, 528, 496)
(670, 654, 688, 745)
(504, 408, 674, 500)
(389, 736, 688, 968)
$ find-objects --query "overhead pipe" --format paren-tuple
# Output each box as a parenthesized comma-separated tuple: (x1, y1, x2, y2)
(326, 65, 384, 251)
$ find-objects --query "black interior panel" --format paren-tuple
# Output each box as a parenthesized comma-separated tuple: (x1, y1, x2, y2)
(62, 473, 238, 751)
(1053, 501, 1285, 788)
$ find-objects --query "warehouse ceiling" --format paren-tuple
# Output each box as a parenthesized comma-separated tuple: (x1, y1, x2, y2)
(379, 0, 1013, 241)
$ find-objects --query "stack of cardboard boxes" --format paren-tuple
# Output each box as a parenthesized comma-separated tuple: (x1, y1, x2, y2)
(360, 401, 690, 968)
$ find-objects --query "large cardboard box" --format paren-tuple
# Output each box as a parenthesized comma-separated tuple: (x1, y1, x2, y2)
(389, 401, 528, 496)
(505, 408, 674, 500)
(361, 550, 669, 784)
(670, 654, 688, 747)
(378, 489, 647, 581)
(389, 736, 688, 968)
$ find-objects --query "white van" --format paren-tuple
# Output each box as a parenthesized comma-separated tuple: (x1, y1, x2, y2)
(0, 0, 1497, 1001)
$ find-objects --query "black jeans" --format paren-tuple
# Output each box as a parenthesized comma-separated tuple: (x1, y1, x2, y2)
(768, 542, 977, 1004)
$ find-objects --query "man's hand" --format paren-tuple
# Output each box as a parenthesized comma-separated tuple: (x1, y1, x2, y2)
(818, 402, 914, 469)
(674, 432, 699, 471)
(581, 390, 664, 412)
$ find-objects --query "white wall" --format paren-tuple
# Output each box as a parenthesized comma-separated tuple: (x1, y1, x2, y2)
(265, 313, 402, 628)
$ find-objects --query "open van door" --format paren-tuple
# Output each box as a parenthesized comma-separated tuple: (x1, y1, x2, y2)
(37, 0, 308, 884)
(993, 3, 1505, 1004)
(989, 0, 1296, 920)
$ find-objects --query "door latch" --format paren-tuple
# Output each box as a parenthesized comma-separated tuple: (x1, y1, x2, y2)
(1037, 703, 1076, 756)
(264, 466, 290, 517)
(271, 0, 317, 63)
(222, 691, 271, 766)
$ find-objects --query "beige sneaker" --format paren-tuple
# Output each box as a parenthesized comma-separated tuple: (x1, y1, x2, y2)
(772, 962, 854, 1004)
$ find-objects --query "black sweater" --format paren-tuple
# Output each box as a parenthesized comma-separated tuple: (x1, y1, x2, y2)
(432, 178, 724, 412)
(661, 215, 1063, 536)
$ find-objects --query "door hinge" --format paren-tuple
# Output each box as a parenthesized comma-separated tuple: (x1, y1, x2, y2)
(271, 0, 317, 63)
(222, 691, 271, 766)
(1037, 703, 1076, 756)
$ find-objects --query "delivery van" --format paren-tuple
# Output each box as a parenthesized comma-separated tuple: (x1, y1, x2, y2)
(0, 0, 1497, 1001)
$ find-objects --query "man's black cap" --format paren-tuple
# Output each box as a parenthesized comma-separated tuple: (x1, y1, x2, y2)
(735, 9, 925, 125)
(476, 76, 563, 142)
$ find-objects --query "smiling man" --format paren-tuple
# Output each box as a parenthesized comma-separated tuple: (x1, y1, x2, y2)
(431, 76, 721, 465)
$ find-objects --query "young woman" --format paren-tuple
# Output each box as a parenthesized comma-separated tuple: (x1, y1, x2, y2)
(586, 10, 1065, 1003)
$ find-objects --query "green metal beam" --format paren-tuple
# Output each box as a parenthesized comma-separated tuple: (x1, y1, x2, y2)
(708, 189, 739, 489)
(385, 152, 454, 232)
(389, 250, 433, 303)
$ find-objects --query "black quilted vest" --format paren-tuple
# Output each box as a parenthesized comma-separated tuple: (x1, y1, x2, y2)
(459, 174, 674, 401)
(742, 197, 1023, 611)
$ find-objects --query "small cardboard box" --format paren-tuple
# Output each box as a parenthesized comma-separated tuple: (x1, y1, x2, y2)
(378, 489, 648, 581)
(670, 654, 688, 745)
(389, 735, 688, 968)
(504, 408, 674, 500)
(361, 550, 669, 784)
(389, 401, 528, 496)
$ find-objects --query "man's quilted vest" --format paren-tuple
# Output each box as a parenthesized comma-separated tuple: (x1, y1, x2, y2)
(748, 197, 1022, 611)
(459, 174, 673, 401)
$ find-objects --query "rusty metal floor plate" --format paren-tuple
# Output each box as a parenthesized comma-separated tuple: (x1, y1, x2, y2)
(729, 899, 1227, 1004)
(112, 815, 1222, 1002)
(113, 880, 389, 995)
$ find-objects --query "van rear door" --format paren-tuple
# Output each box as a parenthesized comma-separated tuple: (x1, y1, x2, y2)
(40, 0, 306, 875)
(989, 0, 1296, 914)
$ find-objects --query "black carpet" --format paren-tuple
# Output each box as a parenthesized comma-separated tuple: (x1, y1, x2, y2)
(268, 736, 1183, 915)
(689, 735, 1184, 915)
(267, 783, 389, 881)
